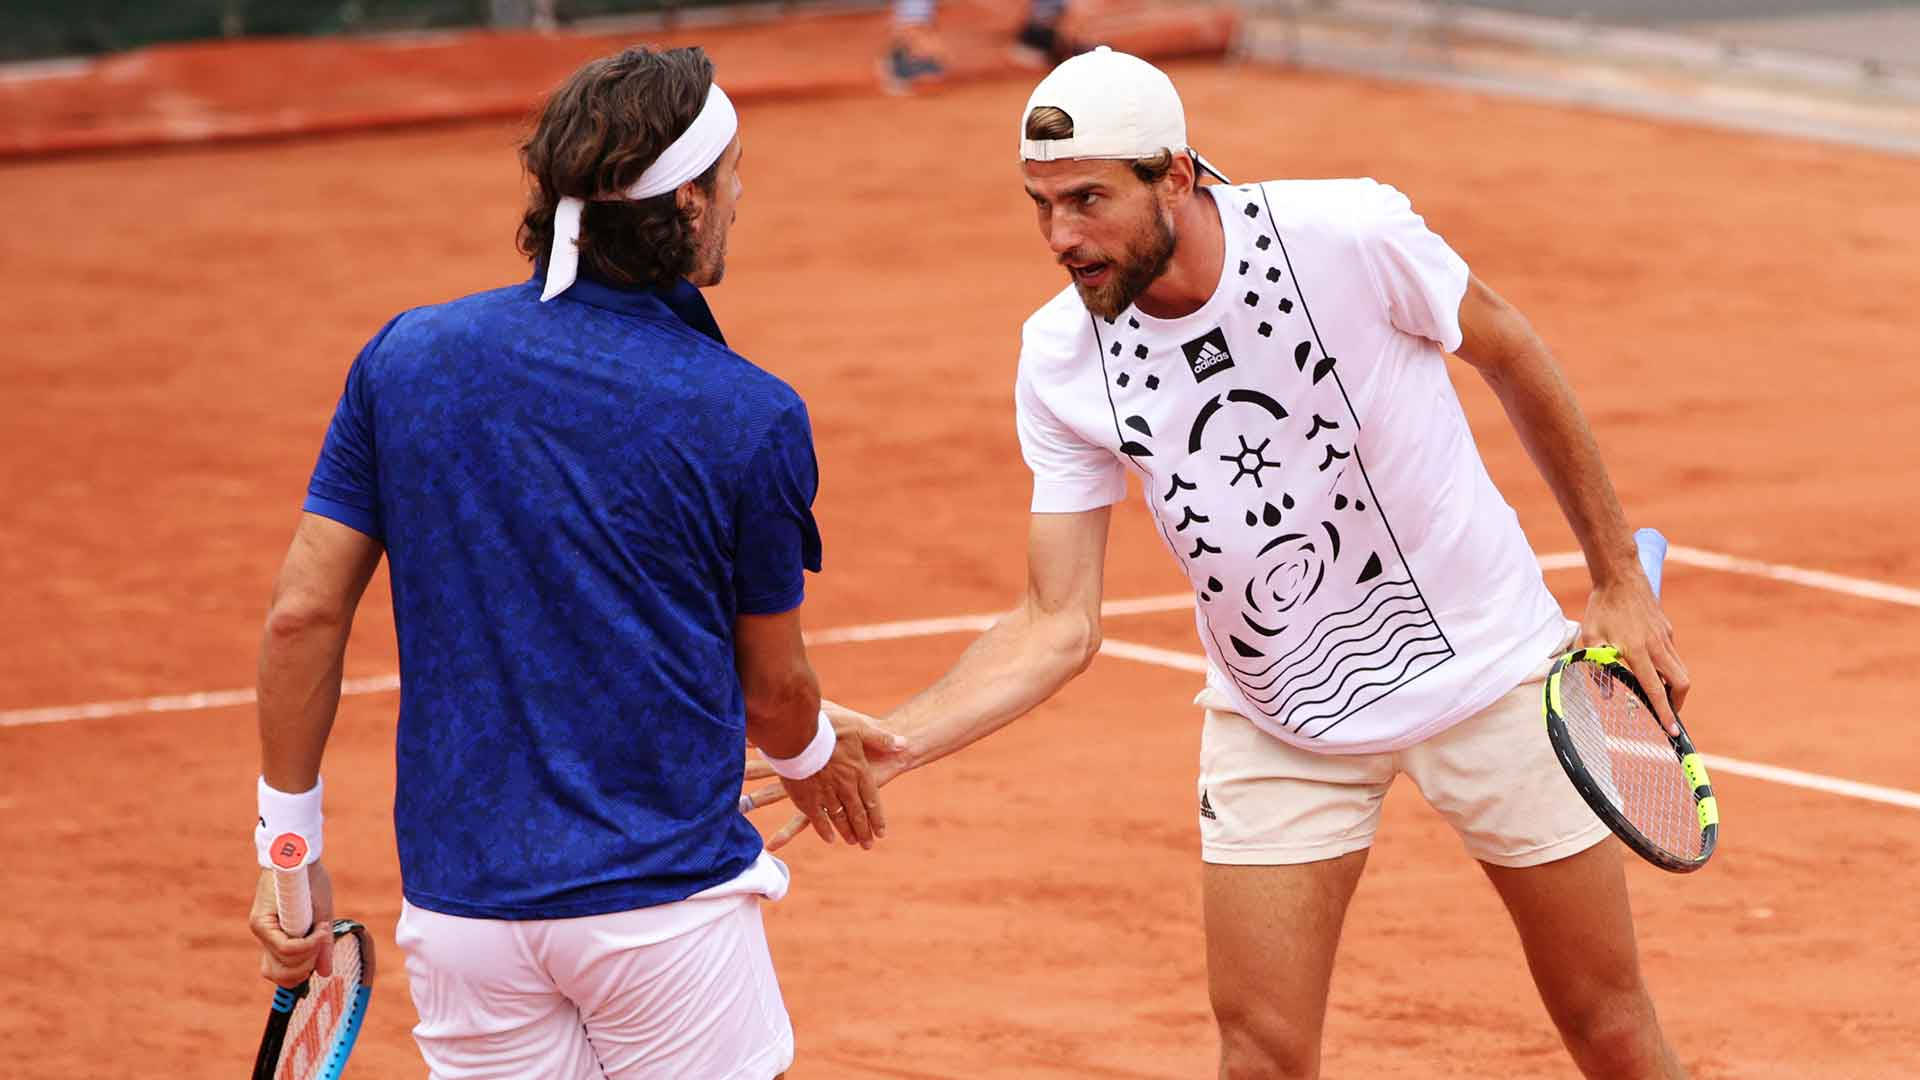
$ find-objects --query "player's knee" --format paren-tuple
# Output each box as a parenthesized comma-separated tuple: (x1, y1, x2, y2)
(1557, 989, 1667, 1076)
(1213, 999, 1318, 1079)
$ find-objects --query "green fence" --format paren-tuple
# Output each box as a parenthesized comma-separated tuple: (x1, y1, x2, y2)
(1, 0, 754, 63)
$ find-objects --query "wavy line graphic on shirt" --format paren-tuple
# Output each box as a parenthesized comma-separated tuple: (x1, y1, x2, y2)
(1247, 615, 1445, 715)
(1222, 578, 1427, 682)
(1290, 635, 1456, 738)
(1219, 627, 1450, 734)
(1258, 622, 1448, 721)
(1211, 575, 1450, 732)
(1233, 588, 1432, 699)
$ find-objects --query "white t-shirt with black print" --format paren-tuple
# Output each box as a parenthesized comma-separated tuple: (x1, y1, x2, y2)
(1014, 179, 1571, 754)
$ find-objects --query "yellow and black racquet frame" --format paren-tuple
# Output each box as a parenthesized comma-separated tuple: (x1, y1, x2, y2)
(1544, 645, 1719, 873)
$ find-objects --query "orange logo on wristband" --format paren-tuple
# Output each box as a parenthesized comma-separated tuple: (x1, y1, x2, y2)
(270, 832, 309, 869)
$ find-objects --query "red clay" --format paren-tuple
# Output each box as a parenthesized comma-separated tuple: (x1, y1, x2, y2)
(2, 29, 1918, 1080)
(0, 1, 1236, 157)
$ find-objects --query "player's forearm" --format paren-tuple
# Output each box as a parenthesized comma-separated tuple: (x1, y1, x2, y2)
(743, 665, 824, 760)
(256, 601, 353, 792)
(1479, 341, 1640, 587)
(886, 604, 1098, 771)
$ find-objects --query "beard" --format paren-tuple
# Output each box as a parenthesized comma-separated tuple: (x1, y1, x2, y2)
(687, 209, 734, 287)
(691, 226, 727, 286)
(1064, 208, 1177, 320)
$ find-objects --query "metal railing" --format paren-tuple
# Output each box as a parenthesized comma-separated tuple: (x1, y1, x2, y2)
(0, 0, 832, 63)
(1241, 0, 1920, 98)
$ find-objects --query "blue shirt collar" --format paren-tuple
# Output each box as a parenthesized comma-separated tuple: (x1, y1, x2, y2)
(530, 265, 726, 347)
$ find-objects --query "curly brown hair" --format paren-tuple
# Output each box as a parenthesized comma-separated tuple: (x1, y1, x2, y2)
(1023, 105, 1174, 185)
(517, 46, 721, 290)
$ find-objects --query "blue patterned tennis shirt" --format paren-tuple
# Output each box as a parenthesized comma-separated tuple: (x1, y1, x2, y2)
(304, 271, 822, 919)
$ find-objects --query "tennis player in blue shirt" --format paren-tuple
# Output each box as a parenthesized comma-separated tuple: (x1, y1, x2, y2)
(246, 45, 894, 1079)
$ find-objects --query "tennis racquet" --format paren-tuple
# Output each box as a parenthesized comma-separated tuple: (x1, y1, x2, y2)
(1543, 528, 1718, 873)
(251, 837, 375, 1080)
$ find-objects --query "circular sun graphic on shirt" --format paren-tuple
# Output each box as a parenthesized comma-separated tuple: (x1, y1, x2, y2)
(1219, 434, 1281, 487)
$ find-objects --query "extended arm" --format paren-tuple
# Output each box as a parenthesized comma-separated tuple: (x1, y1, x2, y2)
(1454, 274, 1690, 728)
(749, 507, 1113, 849)
(885, 506, 1113, 769)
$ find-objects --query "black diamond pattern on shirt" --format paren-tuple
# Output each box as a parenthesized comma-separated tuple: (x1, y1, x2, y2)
(1083, 195, 1453, 744)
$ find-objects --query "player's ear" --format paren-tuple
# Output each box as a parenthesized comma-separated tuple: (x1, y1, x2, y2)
(1147, 152, 1189, 209)
(1170, 152, 1198, 199)
(676, 179, 706, 223)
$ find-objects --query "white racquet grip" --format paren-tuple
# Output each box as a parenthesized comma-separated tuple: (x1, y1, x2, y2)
(1634, 527, 1669, 600)
(274, 865, 314, 938)
(764, 710, 836, 780)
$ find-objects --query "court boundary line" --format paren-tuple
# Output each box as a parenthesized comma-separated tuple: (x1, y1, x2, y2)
(2, 545, 1911, 727)
(4, 542, 1918, 814)
(1093, 637, 1920, 812)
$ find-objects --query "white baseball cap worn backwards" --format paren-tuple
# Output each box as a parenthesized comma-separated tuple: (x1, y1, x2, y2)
(1017, 45, 1228, 181)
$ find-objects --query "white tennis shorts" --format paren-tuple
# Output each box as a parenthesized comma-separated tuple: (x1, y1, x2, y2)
(1196, 630, 1609, 868)
(395, 853, 794, 1080)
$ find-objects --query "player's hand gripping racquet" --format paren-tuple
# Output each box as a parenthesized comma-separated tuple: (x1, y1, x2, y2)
(251, 840, 375, 1080)
(1544, 528, 1718, 873)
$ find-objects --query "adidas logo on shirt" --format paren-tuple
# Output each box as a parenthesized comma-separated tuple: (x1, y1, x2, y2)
(1181, 327, 1236, 383)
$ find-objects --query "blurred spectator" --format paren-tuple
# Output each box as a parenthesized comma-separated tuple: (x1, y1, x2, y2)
(881, 0, 1077, 93)
(489, 0, 558, 31)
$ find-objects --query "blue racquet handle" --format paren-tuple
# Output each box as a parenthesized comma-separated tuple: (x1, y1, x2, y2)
(1634, 527, 1669, 599)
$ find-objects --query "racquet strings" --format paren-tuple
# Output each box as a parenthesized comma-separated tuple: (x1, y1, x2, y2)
(1556, 661, 1704, 861)
(274, 929, 364, 1080)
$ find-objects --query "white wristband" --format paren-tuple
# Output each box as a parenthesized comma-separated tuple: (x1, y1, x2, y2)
(764, 711, 836, 780)
(255, 777, 324, 870)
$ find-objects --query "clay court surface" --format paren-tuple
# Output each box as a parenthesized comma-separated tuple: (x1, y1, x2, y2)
(4, 18, 1920, 1079)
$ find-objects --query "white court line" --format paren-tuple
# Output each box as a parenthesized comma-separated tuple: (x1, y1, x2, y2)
(0, 674, 398, 729)
(1093, 638, 1920, 812)
(1667, 544, 1920, 608)
(1096, 639, 1209, 674)
(1603, 734, 1677, 766)
(1698, 754, 1920, 811)
(0, 541, 1913, 734)
(803, 592, 1204, 645)
(805, 613, 999, 645)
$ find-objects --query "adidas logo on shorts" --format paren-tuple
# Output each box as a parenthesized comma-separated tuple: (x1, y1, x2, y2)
(1199, 788, 1217, 821)
(1181, 327, 1235, 383)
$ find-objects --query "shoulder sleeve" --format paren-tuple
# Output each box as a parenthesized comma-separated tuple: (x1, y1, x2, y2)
(1353, 181, 1470, 353)
(733, 395, 824, 615)
(1015, 317, 1127, 514)
(302, 316, 404, 541)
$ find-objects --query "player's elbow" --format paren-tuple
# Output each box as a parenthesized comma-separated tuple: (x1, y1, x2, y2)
(262, 591, 350, 644)
(1045, 610, 1103, 678)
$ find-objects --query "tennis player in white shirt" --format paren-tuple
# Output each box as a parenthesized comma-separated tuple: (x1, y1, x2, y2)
(755, 47, 1692, 1079)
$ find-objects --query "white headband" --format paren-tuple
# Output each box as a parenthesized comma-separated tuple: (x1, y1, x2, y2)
(540, 82, 738, 302)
